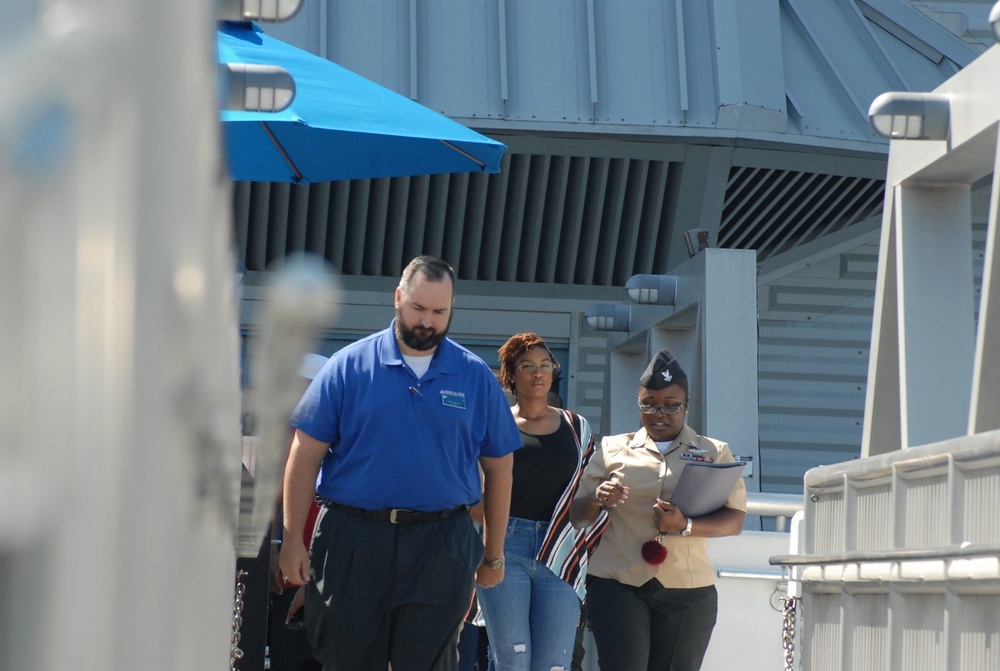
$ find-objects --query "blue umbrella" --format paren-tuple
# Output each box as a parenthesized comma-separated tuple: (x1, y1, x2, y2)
(217, 22, 506, 183)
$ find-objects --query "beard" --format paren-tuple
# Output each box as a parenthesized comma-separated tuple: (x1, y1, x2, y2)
(395, 308, 451, 352)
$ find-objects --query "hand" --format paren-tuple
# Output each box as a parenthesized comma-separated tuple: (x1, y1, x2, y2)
(595, 480, 629, 509)
(475, 563, 505, 588)
(278, 538, 311, 586)
(653, 499, 687, 533)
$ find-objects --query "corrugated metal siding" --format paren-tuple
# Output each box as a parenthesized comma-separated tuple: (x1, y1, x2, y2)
(573, 328, 616, 436)
(757, 243, 878, 493)
(757, 221, 989, 493)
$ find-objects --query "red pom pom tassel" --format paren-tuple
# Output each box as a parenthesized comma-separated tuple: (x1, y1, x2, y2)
(641, 534, 668, 565)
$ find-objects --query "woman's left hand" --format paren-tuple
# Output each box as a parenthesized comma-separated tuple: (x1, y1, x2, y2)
(653, 499, 687, 534)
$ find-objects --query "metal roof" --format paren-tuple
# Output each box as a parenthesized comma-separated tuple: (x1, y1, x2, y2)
(238, 0, 989, 283)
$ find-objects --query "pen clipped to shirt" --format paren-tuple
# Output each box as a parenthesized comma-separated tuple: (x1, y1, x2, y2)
(408, 385, 423, 397)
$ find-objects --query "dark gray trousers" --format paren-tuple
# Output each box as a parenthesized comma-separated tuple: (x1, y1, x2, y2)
(585, 576, 718, 671)
(306, 506, 482, 671)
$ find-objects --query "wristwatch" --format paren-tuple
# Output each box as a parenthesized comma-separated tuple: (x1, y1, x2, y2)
(681, 518, 693, 537)
(482, 556, 505, 570)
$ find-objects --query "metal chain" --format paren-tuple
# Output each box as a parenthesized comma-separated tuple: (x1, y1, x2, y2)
(230, 570, 248, 671)
(781, 595, 799, 671)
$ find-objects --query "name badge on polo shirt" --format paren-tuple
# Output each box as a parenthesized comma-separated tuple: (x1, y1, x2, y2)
(440, 390, 466, 409)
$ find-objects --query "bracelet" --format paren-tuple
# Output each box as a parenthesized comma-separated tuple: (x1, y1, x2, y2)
(271, 539, 282, 545)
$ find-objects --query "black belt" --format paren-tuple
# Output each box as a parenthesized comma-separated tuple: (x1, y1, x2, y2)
(321, 498, 469, 525)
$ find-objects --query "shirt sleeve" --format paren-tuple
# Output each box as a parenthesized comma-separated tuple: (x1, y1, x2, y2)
(290, 359, 342, 446)
(476, 370, 521, 458)
(573, 435, 610, 504)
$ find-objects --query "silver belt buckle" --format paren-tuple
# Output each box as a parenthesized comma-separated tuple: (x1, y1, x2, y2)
(389, 508, 412, 524)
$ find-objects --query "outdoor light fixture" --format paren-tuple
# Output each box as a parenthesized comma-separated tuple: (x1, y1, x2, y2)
(625, 274, 677, 305)
(868, 92, 950, 140)
(218, 0, 302, 22)
(684, 229, 709, 257)
(584, 304, 631, 331)
(992, 1, 1000, 41)
(220, 63, 295, 112)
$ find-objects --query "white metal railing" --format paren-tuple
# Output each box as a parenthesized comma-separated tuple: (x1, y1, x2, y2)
(796, 430, 1000, 559)
(770, 430, 1000, 671)
(746, 491, 803, 532)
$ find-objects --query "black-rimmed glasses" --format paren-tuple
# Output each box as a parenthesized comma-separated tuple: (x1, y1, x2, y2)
(637, 400, 687, 415)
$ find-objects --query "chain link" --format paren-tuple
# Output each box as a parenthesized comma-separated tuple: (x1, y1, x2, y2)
(780, 595, 798, 671)
(230, 570, 248, 671)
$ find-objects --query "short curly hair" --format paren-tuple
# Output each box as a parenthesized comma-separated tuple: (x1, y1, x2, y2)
(497, 332, 556, 394)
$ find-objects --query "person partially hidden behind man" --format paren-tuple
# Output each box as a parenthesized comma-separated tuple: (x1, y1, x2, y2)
(279, 255, 521, 671)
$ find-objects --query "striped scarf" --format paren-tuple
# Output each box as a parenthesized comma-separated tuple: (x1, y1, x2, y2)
(535, 409, 610, 600)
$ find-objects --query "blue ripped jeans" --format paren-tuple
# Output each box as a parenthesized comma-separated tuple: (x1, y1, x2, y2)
(476, 517, 581, 671)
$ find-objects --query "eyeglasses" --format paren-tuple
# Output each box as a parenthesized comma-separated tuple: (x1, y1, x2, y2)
(637, 401, 687, 415)
(516, 362, 558, 374)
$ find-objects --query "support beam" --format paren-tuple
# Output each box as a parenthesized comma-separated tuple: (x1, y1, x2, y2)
(970, 144, 1000, 433)
(895, 184, 975, 446)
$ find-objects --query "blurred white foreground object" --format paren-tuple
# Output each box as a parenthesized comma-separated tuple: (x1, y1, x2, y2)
(238, 254, 341, 557)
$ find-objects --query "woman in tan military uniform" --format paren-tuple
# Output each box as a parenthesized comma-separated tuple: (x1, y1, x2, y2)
(570, 349, 746, 671)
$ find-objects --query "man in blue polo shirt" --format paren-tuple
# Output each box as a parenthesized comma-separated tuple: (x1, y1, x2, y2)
(279, 256, 520, 671)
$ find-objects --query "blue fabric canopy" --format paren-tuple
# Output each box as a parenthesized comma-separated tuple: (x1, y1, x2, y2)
(218, 22, 506, 183)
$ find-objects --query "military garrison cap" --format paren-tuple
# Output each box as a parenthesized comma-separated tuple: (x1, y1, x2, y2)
(639, 348, 686, 389)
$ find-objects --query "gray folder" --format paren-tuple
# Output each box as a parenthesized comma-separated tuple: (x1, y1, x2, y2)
(669, 461, 746, 518)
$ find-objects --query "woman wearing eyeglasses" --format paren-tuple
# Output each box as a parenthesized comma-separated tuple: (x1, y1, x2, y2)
(569, 348, 746, 671)
(475, 332, 608, 671)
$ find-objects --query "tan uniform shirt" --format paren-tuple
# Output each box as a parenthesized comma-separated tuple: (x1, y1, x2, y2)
(575, 424, 747, 589)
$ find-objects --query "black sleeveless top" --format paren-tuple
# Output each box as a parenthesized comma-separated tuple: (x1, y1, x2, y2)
(509, 417, 579, 521)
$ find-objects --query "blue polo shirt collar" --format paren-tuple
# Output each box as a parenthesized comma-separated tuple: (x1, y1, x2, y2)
(380, 319, 459, 380)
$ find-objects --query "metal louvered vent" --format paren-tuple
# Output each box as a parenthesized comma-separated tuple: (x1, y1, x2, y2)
(233, 153, 887, 283)
(718, 167, 885, 261)
(233, 152, 681, 286)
